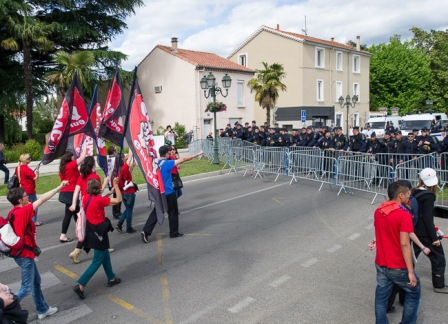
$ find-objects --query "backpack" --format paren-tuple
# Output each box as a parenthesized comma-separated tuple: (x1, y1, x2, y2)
(0, 214, 27, 257)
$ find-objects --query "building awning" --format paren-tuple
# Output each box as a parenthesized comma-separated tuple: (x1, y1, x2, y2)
(276, 106, 335, 121)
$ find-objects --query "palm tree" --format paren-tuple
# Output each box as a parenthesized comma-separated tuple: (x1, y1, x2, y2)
(247, 62, 287, 125)
(1, 12, 55, 139)
(47, 50, 96, 98)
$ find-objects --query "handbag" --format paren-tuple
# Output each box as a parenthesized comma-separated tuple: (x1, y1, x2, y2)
(58, 191, 74, 205)
(172, 173, 183, 189)
(75, 197, 93, 243)
(7, 175, 19, 190)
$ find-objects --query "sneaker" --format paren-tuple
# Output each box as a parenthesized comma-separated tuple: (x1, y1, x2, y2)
(126, 227, 137, 234)
(434, 286, 448, 294)
(169, 233, 184, 238)
(38, 306, 58, 319)
(115, 223, 123, 233)
(108, 248, 114, 253)
(141, 231, 149, 243)
(73, 285, 85, 300)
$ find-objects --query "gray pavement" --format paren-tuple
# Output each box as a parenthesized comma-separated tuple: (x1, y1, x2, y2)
(1, 172, 447, 323)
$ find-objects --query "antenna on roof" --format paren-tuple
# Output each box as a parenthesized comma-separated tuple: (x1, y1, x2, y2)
(302, 15, 308, 35)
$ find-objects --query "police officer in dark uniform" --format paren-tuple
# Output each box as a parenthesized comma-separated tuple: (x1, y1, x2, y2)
(334, 127, 348, 151)
(258, 126, 267, 146)
(317, 129, 334, 150)
(394, 130, 408, 164)
(251, 127, 263, 145)
(307, 126, 320, 147)
(349, 126, 367, 152)
(233, 124, 243, 140)
(266, 128, 277, 146)
(300, 126, 314, 146)
(298, 127, 307, 146)
(290, 129, 301, 147)
(367, 132, 386, 154)
(405, 133, 418, 154)
(280, 129, 291, 146)
(416, 126, 437, 154)
(385, 121, 395, 134)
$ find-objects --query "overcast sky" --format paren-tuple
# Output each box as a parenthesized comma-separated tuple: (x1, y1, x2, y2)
(110, 0, 448, 70)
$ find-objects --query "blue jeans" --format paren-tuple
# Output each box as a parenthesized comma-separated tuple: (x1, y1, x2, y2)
(119, 193, 135, 230)
(14, 257, 49, 315)
(0, 163, 9, 183)
(78, 249, 115, 287)
(28, 193, 38, 222)
(375, 264, 421, 324)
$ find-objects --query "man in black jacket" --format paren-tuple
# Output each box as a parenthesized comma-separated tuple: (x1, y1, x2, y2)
(0, 143, 9, 184)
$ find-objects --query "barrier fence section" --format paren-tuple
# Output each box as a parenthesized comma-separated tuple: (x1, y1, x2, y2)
(228, 147, 256, 176)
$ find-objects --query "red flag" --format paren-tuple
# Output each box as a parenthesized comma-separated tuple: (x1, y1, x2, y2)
(125, 77, 167, 224)
(99, 70, 127, 146)
(42, 74, 94, 164)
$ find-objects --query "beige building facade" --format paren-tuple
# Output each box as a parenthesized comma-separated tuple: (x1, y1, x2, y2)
(137, 38, 255, 140)
(228, 25, 371, 132)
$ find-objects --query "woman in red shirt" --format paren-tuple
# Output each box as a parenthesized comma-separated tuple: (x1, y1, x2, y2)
(170, 146, 183, 198)
(115, 152, 137, 233)
(73, 177, 122, 300)
(68, 156, 108, 263)
(15, 153, 41, 225)
(58, 147, 86, 243)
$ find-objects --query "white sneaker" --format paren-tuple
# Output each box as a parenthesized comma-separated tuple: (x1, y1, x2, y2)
(108, 248, 114, 253)
(38, 306, 58, 319)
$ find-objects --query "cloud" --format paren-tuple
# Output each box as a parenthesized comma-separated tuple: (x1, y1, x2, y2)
(111, 0, 448, 70)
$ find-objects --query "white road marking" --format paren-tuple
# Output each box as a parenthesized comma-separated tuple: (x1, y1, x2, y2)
(0, 257, 20, 272)
(228, 297, 256, 314)
(269, 275, 291, 288)
(28, 303, 93, 324)
(182, 183, 287, 214)
(301, 258, 318, 268)
(8, 271, 61, 293)
(327, 244, 342, 253)
(347, 233, 361, 241)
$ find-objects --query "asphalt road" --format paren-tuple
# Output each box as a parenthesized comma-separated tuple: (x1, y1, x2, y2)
(1, 171, 447, 323)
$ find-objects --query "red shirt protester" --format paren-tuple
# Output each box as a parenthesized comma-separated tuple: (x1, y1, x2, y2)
(374, 201, 414, 269)
(16, 164, 36, 195)
(117, 163, 135, 194)
(76, 173, 101, 197)
(59, 160, 80, 192)
(7, 204, 36, 259)
(82, 195, 110, 225)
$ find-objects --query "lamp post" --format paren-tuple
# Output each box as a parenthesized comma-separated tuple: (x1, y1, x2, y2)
(339, 95, 358, 136)
(425, 99, 433, 112)
(200, 72, 232, 164)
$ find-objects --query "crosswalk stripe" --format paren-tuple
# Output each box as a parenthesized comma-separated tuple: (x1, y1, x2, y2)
(0, 257, 19, 272)
(28, 302, 93, 324)
(7, 271, 61, 294)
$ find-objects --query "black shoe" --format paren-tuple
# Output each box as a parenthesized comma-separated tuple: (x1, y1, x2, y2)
(170, 233, 184, 238)
(115, 223, 123, 233)
(386, 306, 395, 313)
(73, 285, 85, 299)
(107, 277, 121, 287)
(141, 231, 149, 243)
(113, 214, 120, 220)
(126, 227, 136, 234)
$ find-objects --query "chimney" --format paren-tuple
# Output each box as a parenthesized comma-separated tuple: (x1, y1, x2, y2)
(276, 24, 280, 30)
(331, 37, 334, 45)
(356, 36, 360, 51)
(171, 37, 178, 52)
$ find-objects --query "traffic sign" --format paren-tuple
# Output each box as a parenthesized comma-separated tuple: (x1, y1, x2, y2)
(301, 110, 306, 123)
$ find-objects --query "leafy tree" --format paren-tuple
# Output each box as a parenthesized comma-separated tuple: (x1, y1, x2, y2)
(247, 62, 287, 125)
(369, 35, 430, 114)
(411, 27, 448, 112)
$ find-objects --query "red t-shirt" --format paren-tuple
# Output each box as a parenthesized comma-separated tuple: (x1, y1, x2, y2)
(170, 156, 179, 174)
(8, 204, 36, 259)
(59, 160, 80, 192)
(118, 163, 135, 194)
(76, 172, 101, 197)
(375, 201, 414, 269)
(82, 195, 110, 225)
(15, 165, 36, 195)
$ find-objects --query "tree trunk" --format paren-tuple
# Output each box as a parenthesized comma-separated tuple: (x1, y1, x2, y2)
(23, 41, 33, 140)
(265, 106, 270, 126)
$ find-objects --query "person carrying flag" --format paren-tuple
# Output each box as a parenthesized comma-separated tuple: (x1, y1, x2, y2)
(141, 146, 203, 243)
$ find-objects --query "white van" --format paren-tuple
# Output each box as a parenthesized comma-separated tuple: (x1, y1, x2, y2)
(400, 113, 448, 140)
(366, 116, 402, 137)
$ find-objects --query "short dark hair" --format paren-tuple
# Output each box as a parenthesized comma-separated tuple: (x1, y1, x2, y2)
(387, 182, 408, 200)
(7, 187, 25, 206)
(107, 146, 117, 155)
(86, 178, 101, 196)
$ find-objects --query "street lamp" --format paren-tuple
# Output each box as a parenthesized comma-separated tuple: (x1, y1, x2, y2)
(339, 94, 358, 136)
(200, 72, 232, 164)
(426, 99, 433, 112)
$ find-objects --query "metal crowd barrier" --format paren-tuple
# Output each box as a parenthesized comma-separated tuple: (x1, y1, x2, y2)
(228, 147, 256, 176)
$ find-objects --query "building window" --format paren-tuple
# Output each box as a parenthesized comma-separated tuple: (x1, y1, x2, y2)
(335, 81, 343, 102)
(353, 55, 360, 73)
(229, 118, 241, 126)
(353, 82, 360, 101)
(315, 47, 325, 68)
(353, 113, 359, 127)
(317, 79, 324, 101)
(238, 54, 247, 67)
(336, 113, 342, 127)
(237, 80, 244, 107)
(336, 52, 343, 71)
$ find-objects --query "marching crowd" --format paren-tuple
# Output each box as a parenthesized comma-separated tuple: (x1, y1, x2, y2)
(1, 142, 203, 322)
(219, 120, 448, 155)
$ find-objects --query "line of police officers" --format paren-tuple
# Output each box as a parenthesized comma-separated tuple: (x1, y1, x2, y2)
(219, 122, 448, 156)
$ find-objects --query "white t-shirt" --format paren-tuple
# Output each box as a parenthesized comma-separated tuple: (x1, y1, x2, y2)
(165, 130, 175, 145)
